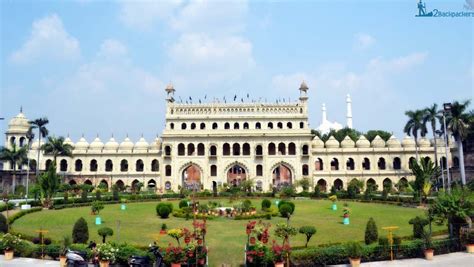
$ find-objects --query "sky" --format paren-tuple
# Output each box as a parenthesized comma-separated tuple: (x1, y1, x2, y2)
(0, 0, 473, 144)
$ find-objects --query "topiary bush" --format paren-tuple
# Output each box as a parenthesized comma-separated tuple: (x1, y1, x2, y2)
(98, 227, 114, 243)
(277, 200, 295, 214)
(299, 226, 317, 247)
(279, 203, 293, 218)
(364, 217, 378, 245)
(261, 199, 271, 210)
(409, 216, 429, 239)
(179, 199, 189, 209)
(72, 217, 89, 244)
(0, 213, 7, 233)
(156, 202, 173, 218)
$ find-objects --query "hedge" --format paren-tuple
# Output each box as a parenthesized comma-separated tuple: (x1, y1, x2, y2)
(7, 207, 42, 224)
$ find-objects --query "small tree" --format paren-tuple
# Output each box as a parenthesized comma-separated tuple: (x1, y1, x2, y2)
(0, 213, 7, 233)
(279, 204, 293, 219)
(299, 226, 316, 247)
(296, 178, 311, 192)
(261, 199, 271, 210)
(364, 217, 378, 244)
(72, 217, 89, 244)
(38, 163, 61, 208)
(91, 201, 104, 215)
(98, 227, 114, 243)
(409, 216, 429, 239)
(179, 199, 189, 209)
(313, 186, 321, 198)
(156, 202, 174, 218)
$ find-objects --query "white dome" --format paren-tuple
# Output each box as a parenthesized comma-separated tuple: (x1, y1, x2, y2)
(104, 137, 119, 151)
(119, 137, 134, 150)
(356, 135, 370, 148)
(64, 136, 74, 146)
(325, 136, 340, 148)
(371, 135, 386, 148)
(89, 137, 104, 150)
(312, 136, 325, 148)
(31, 138, 44, 150)
(341, 136, 355, 148)
(7, 111, 29, 133)
(402, 135, 416, 148)
(75, 137, 89, 150)
(150, 137, 162, 150)
(419, 137, 431, 148)
(386, 135, 401, 148)
(134, 137, 149, 150)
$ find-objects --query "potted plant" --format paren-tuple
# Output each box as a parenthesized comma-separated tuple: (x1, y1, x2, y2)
(465, 231, 474, 253)
(329, 195, 338, 210)
(343, 205, 350, 225)
(271, 240, 290, 267)
(345, 241, 363, 267)
(0, 233, 21, 260)
(59, 236, 71, 267)
(160, 223, 168, 234)
(96, 242, 118, 267)
(168, 228, 184, 246)
(164, 244, 185, 267)
(196, 245, 208, 265)
(422, 231, 434, 260)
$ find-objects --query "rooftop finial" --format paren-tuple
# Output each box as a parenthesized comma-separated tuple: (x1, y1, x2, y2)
(20, 106, 23, 113)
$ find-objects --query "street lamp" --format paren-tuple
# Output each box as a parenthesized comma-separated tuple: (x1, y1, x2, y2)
(442, 103, 452, 192)
(435, 130, 445, 190)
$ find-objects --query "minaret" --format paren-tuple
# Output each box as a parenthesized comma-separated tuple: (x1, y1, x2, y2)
(299, 81, 309, 102)
(346, 94, 353, 128)
(165, 83, 175, 103)
(322, 103, 327, 122)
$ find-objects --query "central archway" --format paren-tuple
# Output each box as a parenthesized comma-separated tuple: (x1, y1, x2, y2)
(272, 164, 292, 187)
(182, 164, 201, 189)
(227, 164, 247, 187)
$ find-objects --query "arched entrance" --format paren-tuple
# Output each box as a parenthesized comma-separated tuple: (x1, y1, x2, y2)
(227, 164, 247, 186)
(182, 164, 201, 189)
(272, 164, 292, 187)
(317, 179, 327, 192)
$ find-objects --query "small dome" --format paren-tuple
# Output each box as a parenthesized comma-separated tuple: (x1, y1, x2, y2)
(312, 136, 325, 148)
(31, 138, 43, 150)
(64, 136, 74, 146)
(104, 137, 119, 151)
(430, 137, 444, 147)
(89, 137, 104, 150)
(299, 81, 309, 90)
(371, 135, 386, 148)
(119, 137, 134, 150)
(7, 111, 30, 133)
(134, 137, 149, 150)
(356, 135, 370, 148)
(386, 135, 401, 148)
(419, 137, 431, 147)
(75, 137, 89, 150)
(150, 136, 162, 150)
(402, 135, 416, 148)
(341, 136, 355, 148)
(165, 83, 175, 91)
(325, 136, 340, 148)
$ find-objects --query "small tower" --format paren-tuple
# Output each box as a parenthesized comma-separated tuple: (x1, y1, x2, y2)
(165, 83, 175, 103)
(321, 103, 327, 122)
(346, 94, 353, 129)
(299, 81, 309, 102)
(5, 108, 30, 149)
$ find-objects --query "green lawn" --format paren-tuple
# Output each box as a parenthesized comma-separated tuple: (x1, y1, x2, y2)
(12, 199, 444, 266)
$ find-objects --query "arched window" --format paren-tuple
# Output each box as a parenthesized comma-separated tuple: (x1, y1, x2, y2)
(45, 159, 52, 170)
(300, 122, 304, 129)
(19, 137, 26, 147)
(223, 143, 230, 155)
(362, 158, 370, 170)
(243, 122, 249, 129)
(367, 178, 377, 190)
(346, 158, 355, 170)
(224, 122, 230, 129)
(256, 165, 263, 176)
(85, 179, 93, 186)
(408, 157, 416, 169)
(383, 178, 392, 190)
(233, 143, 240, 156)
(136, 159, 144, 172)
(165, 181, 171, 190)
(393, 157, 401, 170)
(424, 156, 431, 165)
(60, 159, 68, 172)
(147, 179, 156, 189)
(151, 159, 159, 172)
(302, 164, 309, 176)
(210, 145, 217, 156)
(105, 159, 113, 172)
(440, 157, 447, 169)
(197, 143, 205, 156)
(181, 123, 187, 130)
(268, 143, 276, 155)
(29, 159, 37, 171)
(165, 146, 171, 156)
(302, 144, 309, 155)
(287, 122, 292, 129)
(330, 158, 339, 170)
(378, 157, 386, 170)
(243, 143, 250, 155)
(200, 123, 206, 129)
(10, 136, 15, 146)
(317, 179, 327, 191)
(69, 180, 77, 186)
(315, 158, 323, 170)
(234, 122, 240, 129)
(228, 164, 247, 186)
(273, 164, 292, 187)
(165, 165, 172, 176)
(170, 123, 174, 130)
(278, 142, 286, 155)
(187, 143, 195, 156)
(212, 123, 218, 129)
(268, 122, 273, 129)
(210, 165, 217, 176)
(75, 159, 83, 172)
(288, 143, 296, 155)
(255, 145, 263, 156)
(191, 123, 196, 130)
(277, 122, 283, 129)
(334, 179, 343, 190)
(255, 122, 261, 129)
(120, 159, 128, 172)
(90, 159, 98, 172)
(178, 143, 185, 156)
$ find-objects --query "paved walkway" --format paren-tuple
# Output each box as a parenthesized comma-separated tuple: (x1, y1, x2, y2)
(0, 255, 94, 267)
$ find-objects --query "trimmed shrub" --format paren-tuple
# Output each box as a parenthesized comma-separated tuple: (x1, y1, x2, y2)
(72, 217, 89, 244)
(0, 213, 7, 233)
(345, 241, 363, 258)
(261, 199, 271, 210)
(156, 202, 174, 218)
(277, 200, 295, 214)
(97, 227, 114, 243)
(279, 203, 293, 218)
(364, 217, 378, 245)
(299, 226, 317, 247)
(409, 216, 429, 239)
(179, 199, 189, 209)
(158, 205, 171, 219)
(7, 207, 42, 224)
(313, 186, 321, 198)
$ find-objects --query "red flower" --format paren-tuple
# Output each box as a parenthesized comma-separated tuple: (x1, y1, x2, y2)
(249, 237, 256, 245)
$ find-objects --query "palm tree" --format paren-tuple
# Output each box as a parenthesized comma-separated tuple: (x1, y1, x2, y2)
(29, 118, 49, 176)
(0, 144, 28, 194)
(446, 100, 472, 185)
(411, 158, 440, 205)
(41, 136, 74, 164)
(404, 109, 428, 160)
(423, 104, 441, 167)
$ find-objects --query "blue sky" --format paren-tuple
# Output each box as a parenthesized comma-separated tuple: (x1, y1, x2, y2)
(1, 0, 472, 144)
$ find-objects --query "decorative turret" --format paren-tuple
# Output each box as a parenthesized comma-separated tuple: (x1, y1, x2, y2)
(401, 135, 416, 148)
(371, 135, 386, 148)
(386, 135, 401, 148)
(356, 135, 370, 148)
(419, 137, 431, 148)
(325, 136, 340, 148)
(134, 136, 149, 151)
(75, 135, 89, 151)
(165, 83, 175, 103)
(89, 136, 104, 151)
(341, 136, 355, 148)
(104, 136, 119, 151)
(312, 136, 325, 148)
(299, 81, 308, 102)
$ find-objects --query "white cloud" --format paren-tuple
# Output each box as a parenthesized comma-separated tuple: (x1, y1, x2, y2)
(354, 33, 376, 50)
(119, 0, 182, 31)
(368, 52, 428, 72)
(10, 14, 80, 64)
(97, 39, 128, 58)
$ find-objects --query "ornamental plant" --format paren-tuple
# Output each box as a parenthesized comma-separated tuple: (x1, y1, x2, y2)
(261, 199, 271, 210)
(167, 228, 184, 246)
(409, 216, 429, 239)
(298, 226, 316, 248)
(96, 242, 119, 262)
(98, 227, 114, 243)
(274, 223, 297, 245)
(343, 206, 350, 218)
(72, 217, 89, 244)
(164, 244, 186, 264)
(329, 195, 337, 203)
(271, 240, 291, 263)
(0, 233, 21, 251)
(246, 220, 271, 265)
(345, 241, 363, 259)
(364, 218, 378, 245)
(91, 201, 104, 215)
(156, 202, 174, 218)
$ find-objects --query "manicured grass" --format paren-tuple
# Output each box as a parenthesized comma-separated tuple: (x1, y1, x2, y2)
(12, 199, 444, 265)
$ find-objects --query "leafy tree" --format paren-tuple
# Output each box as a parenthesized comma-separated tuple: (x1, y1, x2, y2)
(430, 189, 472, 238)
(404, 109, 428, 160)
(299, 226, 317, 247)
(279, 203, 293, 219)
(411, 158, 440, 204)
(111, 185, 119, 201)
(91, 201, 104, 214)
(365, 130, 392, 142)
(275, 223, 297, 246)
(0, 144, 28, 194)
(240, 179, 255, 194)
(364, 218, 378, 244)
(38, 162, 61, 208)
(423, 104, 442, 168)
(72, 217, 89, 244)
(280, 185, 296, 198)
(29, 117, 49, 176)
(0, 213, 7, 233)
(98, 227, 114, 243)
(41, 136, 74, 163)
(409, 216, 429, 239)
(296, 177, 311, 192)
(347, 179, 364, 199)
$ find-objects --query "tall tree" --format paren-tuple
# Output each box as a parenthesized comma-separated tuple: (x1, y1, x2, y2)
(404, 110, 427, 160)
(423, 104, 442, 168)
(38, 162, 60, 208)
(446, 100, 472, 185)
(29, 118, 49, 176)
(411, 158, 440, 204)
(0, 144, 28, 194)
(41, 136, 74, 163)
